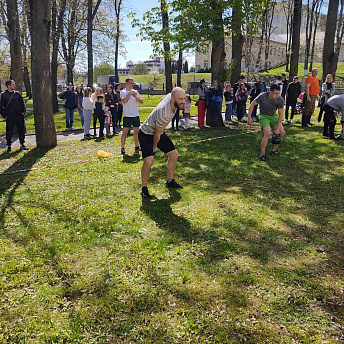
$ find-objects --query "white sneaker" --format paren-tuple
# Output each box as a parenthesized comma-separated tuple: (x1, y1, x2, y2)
(290, 119, 293, 123)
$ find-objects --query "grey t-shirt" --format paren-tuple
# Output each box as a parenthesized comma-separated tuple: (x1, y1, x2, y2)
(327, 94, 344, 115)
(140, 93, 177, 135)
(254, 92, 284, 116)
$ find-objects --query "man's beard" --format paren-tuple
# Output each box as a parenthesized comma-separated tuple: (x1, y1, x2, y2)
(174, 100, 183, 109)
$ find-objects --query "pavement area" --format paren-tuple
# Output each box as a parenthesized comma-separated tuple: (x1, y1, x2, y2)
(0, 115, 210, 149)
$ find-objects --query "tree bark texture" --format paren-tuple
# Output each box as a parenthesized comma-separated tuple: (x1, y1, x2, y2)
(177, 49, 183, 87)
(289, 0, 302, 80)
(114, 0, 122, 83)
(322, 0, 340, 81)
(51, 0, 66, 113)
(161, 0, 172, 94)
(6, 0, 23, 93)
(230, 2, 243, 85)
(29, 0, 57, 148)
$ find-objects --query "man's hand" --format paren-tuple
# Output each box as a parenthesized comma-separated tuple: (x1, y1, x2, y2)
(307, 96, 311, 102)
(131, 90, 138, 97)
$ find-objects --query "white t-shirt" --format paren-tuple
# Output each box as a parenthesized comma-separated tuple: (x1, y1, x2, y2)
(120, 88, 140, 118)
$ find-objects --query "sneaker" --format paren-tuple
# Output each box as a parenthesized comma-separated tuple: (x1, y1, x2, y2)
(84, 134, 91, 140)
(6, 146, 11, 153)
(289, 119, 294, 123)
(20, 144, 29, 150)
(259, 154, 270, 161)
(307, 123, 312, 127)
(166, 179, 183, 189)
(270, 150, 280, 155)
(121, 148, 125, 155)
(135, 146, 140, 154)
(140, 187, 152, 199)
(323, 135, 331, 139)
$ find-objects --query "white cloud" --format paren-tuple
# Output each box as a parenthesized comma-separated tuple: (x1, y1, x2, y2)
(126, 40, 152, 45)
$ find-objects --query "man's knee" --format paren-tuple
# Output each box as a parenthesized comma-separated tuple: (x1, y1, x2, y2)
(167, 149, 178, 160)
(143, 156, 154, 167)
(262, 127, 271, 138)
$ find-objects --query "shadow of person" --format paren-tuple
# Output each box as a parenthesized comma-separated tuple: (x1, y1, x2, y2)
(140, 189, 193, 242)
(121, 153, 141, 164)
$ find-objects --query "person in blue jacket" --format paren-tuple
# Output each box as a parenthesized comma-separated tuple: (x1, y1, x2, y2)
(58, 82, 77, 130)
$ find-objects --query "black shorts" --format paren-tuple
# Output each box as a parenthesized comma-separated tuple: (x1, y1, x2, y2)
(138, 130, 176, 159)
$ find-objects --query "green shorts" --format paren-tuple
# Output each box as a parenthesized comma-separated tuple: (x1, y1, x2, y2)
(259, 114, 279, 128)
(123, 116, 140, 128)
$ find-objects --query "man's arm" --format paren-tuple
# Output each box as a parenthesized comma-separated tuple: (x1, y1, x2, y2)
(121, 91, 133, 103)
(0, 94, 5, 119)
(57, 90, 66, 99)
(153, 126, 164, 153)
(247, 99, 258, 126)
(19, 94, 26, 113)
(131, 90, 143, 104)
(276, 108, 284, 132)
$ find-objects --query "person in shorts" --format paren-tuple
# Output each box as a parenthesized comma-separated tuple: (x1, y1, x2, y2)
(248, 84, 286, 161)
(120, 78, 143, 155)
(139, 87, 186, 198)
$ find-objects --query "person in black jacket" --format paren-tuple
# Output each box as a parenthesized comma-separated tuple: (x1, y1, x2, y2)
(285, 76, 302, 123)
(0, 80, 27, 153)
(250, 76, 267, 119)
(58, 82, 77, 130)
(281, 74, 288, 99)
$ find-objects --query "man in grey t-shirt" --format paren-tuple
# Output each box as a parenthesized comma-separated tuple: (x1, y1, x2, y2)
(139, 87, 186, 198)
(324, 94, 344, 139)
(248, 84, 286, 161)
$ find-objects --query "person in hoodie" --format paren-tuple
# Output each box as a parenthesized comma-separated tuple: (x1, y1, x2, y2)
(285, 76, 302, 123)
(82, 87, 94, 140)
(0, 79, 27, 152)
(58, 82, 77, 130)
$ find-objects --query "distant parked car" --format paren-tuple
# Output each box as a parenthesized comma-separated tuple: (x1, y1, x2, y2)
(135, 82, 148, 90)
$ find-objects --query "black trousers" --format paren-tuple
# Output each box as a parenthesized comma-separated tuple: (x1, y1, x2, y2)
(110, 107, 117, 132)
(285, 99, 297, 120)
(172, 109, 180, 129)
(323, 104, 336, 138)
(93, 113, 105, 137)
(6, 115, 26, 147)
(116, 105, 123, 126)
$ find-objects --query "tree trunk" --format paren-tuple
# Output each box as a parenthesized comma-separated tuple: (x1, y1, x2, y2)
(322, 0, 340, 81)
(87, 0, 102, 87)
(67, 61, 74, 84)
(114, 0, 122, 83)
(30, 0, 57, 148)
(289, 0, 302, 80)
(29, 0, 57, 148)
(211, 38, 226, 85)
(230, 2, 244, 85)
(23, 65, 32, 99)
(309, 2, 322, 72)
(6, 0, 23, 93)
(177, 49, 183, 87)
(87, 0, 93, 87)
(51, 0, 66, 113)
(161, 0, 172, 94)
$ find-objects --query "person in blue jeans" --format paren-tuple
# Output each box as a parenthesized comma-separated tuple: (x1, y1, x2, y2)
(224, 84, 234, 123)
(210, 79, 224, 127)
(58, 82, 77, 130)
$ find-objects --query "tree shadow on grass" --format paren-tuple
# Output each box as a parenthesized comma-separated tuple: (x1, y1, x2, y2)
(0, 147, 52, 233)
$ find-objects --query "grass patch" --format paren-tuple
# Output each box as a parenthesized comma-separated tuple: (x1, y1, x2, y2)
(1, 113, 344, 343)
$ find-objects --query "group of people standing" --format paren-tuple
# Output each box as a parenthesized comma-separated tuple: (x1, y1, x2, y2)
(58, 82, 124, 139)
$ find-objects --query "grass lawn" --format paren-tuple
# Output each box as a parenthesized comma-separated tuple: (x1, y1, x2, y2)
(261, 62, 344, 79)
(1, 112, 344, 343)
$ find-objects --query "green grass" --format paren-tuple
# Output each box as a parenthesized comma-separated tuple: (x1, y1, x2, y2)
(1, 111, 344, 343)
(261, 62, 344, 79)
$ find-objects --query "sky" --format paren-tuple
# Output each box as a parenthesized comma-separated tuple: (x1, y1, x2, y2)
(117, 0, 195, 68)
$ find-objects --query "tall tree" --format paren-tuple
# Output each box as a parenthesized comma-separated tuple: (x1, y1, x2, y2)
(6, 0, 23, 93)
(230, 0, 244, 85)
(322, 0, 340, 81)
(51, 0, 67, 113)
(29, 0, 57, 148)
(161, 0, 172, 93)
(114, 0, 123, 83)
(289, 0, 302, 80)
(87, 0, 102, 87)
(309, 0, 323, 72)
(282, 0, 294, 72)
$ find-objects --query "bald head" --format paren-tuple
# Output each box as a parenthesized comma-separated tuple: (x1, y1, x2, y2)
(171, 87, 186, 111)
(312, 68, 318, 77)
